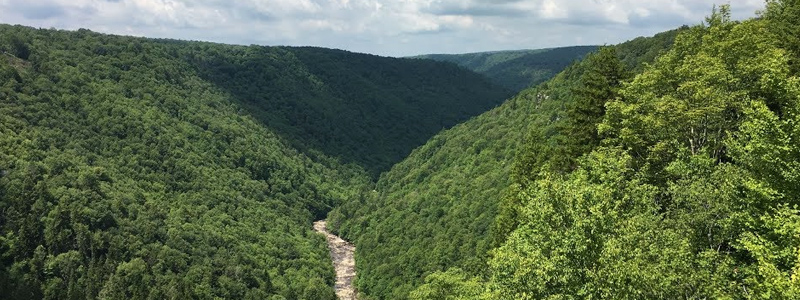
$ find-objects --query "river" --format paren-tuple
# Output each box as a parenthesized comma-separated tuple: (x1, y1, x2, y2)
(313, 220, 357, 300)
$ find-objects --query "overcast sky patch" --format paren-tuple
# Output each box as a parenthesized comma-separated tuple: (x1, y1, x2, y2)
(0, 0, 766, 56)
(17, 3, 66, 20)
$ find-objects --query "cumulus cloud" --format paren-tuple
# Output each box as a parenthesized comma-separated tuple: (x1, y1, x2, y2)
(0, 0, 765, 56)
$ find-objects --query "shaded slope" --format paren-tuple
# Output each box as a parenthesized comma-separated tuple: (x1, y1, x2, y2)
(191, 45, 513, 176)
(415, 46, 598, 92)
(615, 26, 687, 72)
(329, 32, 680, 300)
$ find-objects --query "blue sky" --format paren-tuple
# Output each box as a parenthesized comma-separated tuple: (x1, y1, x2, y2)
(0, 0, 765, 57)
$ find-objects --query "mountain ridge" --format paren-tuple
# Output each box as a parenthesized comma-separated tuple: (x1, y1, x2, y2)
(413, 46, 598, 92)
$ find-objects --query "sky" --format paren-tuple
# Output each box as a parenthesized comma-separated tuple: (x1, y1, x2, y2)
(0, 0, 766, 57)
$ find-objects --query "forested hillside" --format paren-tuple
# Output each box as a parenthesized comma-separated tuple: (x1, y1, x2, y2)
(415, 46, 597, 92)
(334, 3, 800, 299)
(328, 30, 680, 300)
(4, 1, 800, 299)
(196, 46, 513, 176)
(0, 25, 371, 299)
(483, 4, 800, 298)
(329, 89, 528, 299)
(0, 24, 510, 299)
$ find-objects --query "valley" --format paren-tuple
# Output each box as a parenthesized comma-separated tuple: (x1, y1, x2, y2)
(2, 1, 800, 299)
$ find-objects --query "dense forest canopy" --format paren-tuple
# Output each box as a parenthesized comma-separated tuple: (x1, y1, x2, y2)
(0, 24, 376, 299)
(409, 2, 800, 299)
(331, 2, 800, 300)
(0, 24, 513, 299)
(484, 5, 800, 298)
(328, 27, 681, 300)
(414, 46, 598, 92)
(196, 46, 513, 176)
(4, 1, 800, 299)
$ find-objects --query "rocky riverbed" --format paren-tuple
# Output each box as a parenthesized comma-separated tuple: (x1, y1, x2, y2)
(313, 220, 357, 300)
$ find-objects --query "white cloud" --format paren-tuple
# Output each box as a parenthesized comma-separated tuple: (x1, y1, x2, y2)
(539, 0, 567, 19)
(0, 0, 766, 56)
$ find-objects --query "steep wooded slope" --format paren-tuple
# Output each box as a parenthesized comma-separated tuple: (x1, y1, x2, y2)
(483, 6, 800, 298)
(0, 25, 509, 299)
(411, 3, 800, 299)
(330, 87, 534, 299)
(0, 25, 371, 299)
(329, 31, 679, 300)
(415, 46, 598, 92)
(192, 45, 513, 176)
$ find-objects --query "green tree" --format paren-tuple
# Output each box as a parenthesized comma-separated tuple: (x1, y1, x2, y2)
(409, 268, 484, 300)
(762, 0, 800, 73)
(565, 46, 628, 166)
(488, 4, 800, 299)
(489, 148, 669, 299)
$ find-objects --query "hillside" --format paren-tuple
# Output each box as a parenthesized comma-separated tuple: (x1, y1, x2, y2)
(329, 87, 544, 299)
(4, 1, 800, 299)
(329, 32, 679, 299)
(333, 3, 800, 299)
(415, 46, 598, 92)
(197, 46, 513, 176)
(0, 25, 368, 299)
(0, 24, 508, 299)
(482, 5, 800, 298)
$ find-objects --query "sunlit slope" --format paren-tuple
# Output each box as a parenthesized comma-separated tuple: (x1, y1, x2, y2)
(330, 30, 681, 300)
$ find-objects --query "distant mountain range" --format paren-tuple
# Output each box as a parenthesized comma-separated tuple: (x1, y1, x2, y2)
(413, 46, 598, 92)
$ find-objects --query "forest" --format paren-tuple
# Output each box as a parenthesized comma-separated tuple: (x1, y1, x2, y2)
(327, 24, 681, 300)
(3, 0, 800, 299)
(332, 2, 800, 299)
(0, 25, 372, 299)
(0, 24, 508, 299)
(194, 46, 513, 176)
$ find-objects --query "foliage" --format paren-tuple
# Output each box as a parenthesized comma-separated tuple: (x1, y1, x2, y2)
(498, 47, 632, 244)
(329, 88, 535, 299)
(762, 0, 800, 73)
(330, 30, 677, 299)
(5, 2, 798, 299)
(408, 268, 483, 300)
(0, 23, 507, 299)
(486, 3, 800, 299)
(614, 27, 686, 73)
(193, 45, 512, 177)
(338, 3, 800, 299)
